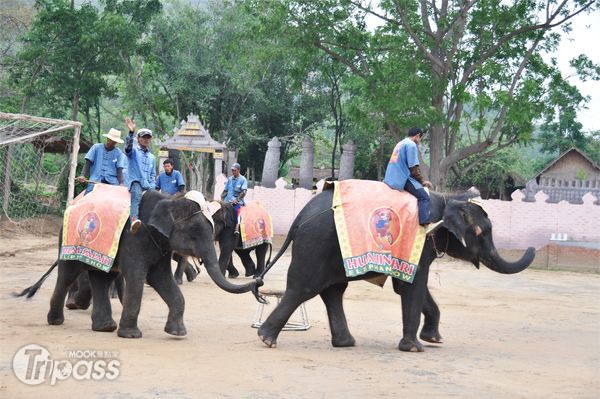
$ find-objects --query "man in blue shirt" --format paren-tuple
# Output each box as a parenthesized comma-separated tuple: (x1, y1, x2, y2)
(156, 159, 185, 195)
(384, 127, 441, 233)
(77, 128, 126, 193)
(221, 162, 248, 232)
(124, 117, 156, 234)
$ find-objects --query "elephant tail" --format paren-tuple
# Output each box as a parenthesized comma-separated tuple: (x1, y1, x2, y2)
(255, 222, 296, 284)
(12, 259, 58, 299)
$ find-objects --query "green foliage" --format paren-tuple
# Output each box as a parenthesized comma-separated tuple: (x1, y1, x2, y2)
(2, 0, 597, 194)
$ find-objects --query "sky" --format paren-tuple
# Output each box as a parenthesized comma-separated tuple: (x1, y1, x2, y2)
(549, 11, 600, 132)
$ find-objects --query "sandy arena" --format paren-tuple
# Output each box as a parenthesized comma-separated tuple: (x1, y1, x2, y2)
(1, 229, 599, 398)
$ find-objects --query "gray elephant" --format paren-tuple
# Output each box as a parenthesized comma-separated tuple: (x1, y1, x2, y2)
(174, 201, 271, 282)
(257, 187, 535, 352)
(17, 191, 263, 338)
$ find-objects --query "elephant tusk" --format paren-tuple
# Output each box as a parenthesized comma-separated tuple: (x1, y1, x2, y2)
(460, 237, 467, 247)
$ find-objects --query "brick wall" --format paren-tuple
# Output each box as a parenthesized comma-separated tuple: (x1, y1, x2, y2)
(214, 174, 600, 250)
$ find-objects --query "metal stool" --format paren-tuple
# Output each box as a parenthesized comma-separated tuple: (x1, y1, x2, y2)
(251, 288, 310, 331)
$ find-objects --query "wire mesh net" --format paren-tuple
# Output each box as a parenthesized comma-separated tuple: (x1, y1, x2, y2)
(0, 113, 77, 235)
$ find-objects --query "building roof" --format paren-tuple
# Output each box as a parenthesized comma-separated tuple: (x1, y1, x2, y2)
(536, 147, 600, 179)
(32, 134, 92, 153)
(157, 114, 226, 153)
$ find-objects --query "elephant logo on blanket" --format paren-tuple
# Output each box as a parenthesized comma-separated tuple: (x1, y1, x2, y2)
(76, 211, 101, 246)
(369, 207, 402, 251)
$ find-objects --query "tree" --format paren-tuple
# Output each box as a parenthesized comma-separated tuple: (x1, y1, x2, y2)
(9, 0, 160, 143)
(259, 0, 598, 188)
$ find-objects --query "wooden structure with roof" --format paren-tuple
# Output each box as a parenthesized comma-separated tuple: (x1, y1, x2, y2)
(523, 147, 600, 204)
(156, 114, 227, 195)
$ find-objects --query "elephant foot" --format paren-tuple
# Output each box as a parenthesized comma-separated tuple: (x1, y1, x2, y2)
(257, 327, 277, 348)
(47, 313, 64, 326)
(175, 276, 183, 285)
(244, 268, 256, 277)
(332, 334, 356, 348)
(92, 319, 117, 332)
(65, 297, 91, 310)
(184, 267, 198, 282)
(420, 328, 443, 344)
(165, 321, 187, 337)
(117, 326, 143, 339)
(398, 337, 424, 352)
(228, 271, 239, 279)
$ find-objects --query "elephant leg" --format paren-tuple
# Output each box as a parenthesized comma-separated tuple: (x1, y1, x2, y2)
(146, 258, 186, 336)
(320, 282, 355, 347)
(117, 262, 148, 339)
(393, 264, 430, 352)
(48, 261, 84, 325)
(88, 271, 118, 332)
(112, 273, 125, 304)
(173, 254, 186, 285)
(184, 262, 198, 282)
(254, 244, 269, 276)
(235, 249, 256, 277)
(258, 288, 318, 348)
(227, 257, 239, 278)
(420, 287, 443, 344)
(65, 272, 92, 310)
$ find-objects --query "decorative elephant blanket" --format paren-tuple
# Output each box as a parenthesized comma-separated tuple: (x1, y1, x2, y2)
(326, 180, 426, 284)
(239, 201, 273, 249)
(59, 184, 130, 272)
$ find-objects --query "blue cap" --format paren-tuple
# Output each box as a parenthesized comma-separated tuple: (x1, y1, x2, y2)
(231, 162, 241, 170)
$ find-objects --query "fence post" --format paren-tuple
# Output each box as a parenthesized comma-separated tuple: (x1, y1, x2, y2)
(67, 125, 81, 203)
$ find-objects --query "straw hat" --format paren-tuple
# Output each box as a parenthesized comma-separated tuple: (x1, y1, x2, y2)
(102, 128, 124, 144)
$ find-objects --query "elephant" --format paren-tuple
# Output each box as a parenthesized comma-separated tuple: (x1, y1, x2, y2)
(174, 201, 271, 282)
(256, 187, 535, 352)
(16, 191, 263, 338)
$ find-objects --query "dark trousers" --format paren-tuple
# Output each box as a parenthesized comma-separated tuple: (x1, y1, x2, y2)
(404, 180, 430, 225)
(232, 203, 242, 224)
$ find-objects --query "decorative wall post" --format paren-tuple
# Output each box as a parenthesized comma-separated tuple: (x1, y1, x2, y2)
(338, 140, 356, 181)
(214, 153, 223, 177)
(523, 180, 538, 202)
(227, 149, 237, 177)
(299, 137, 314, 189)
(261, 137, 281, 188)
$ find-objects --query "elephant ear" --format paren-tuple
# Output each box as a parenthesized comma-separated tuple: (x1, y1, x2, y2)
(442, 200, 470, 247)
(148, 200, 174, 239)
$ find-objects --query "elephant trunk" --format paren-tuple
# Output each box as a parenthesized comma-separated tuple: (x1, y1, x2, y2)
(202, 254, 262, 294)
(481, 246, 535, 274)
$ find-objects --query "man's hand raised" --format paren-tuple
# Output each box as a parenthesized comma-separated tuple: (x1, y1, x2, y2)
(125, 117, 136, 133)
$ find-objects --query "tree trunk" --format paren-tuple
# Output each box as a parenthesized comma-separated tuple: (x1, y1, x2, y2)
(71, 92, 80, 122)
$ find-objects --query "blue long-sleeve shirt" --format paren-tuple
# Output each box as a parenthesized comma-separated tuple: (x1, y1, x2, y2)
(125, 131, 156, 191)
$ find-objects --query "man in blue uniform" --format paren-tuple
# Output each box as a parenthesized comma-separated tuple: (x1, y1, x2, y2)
(383, 127, 441, 233)
(76, 128, 126, 193)
(156, 159, 185, 196)
(124, 117, 156, 234)
(221, 162, 247, 232)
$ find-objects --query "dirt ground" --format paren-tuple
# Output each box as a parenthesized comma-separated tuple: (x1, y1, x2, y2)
(0, 230, 599, 398)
